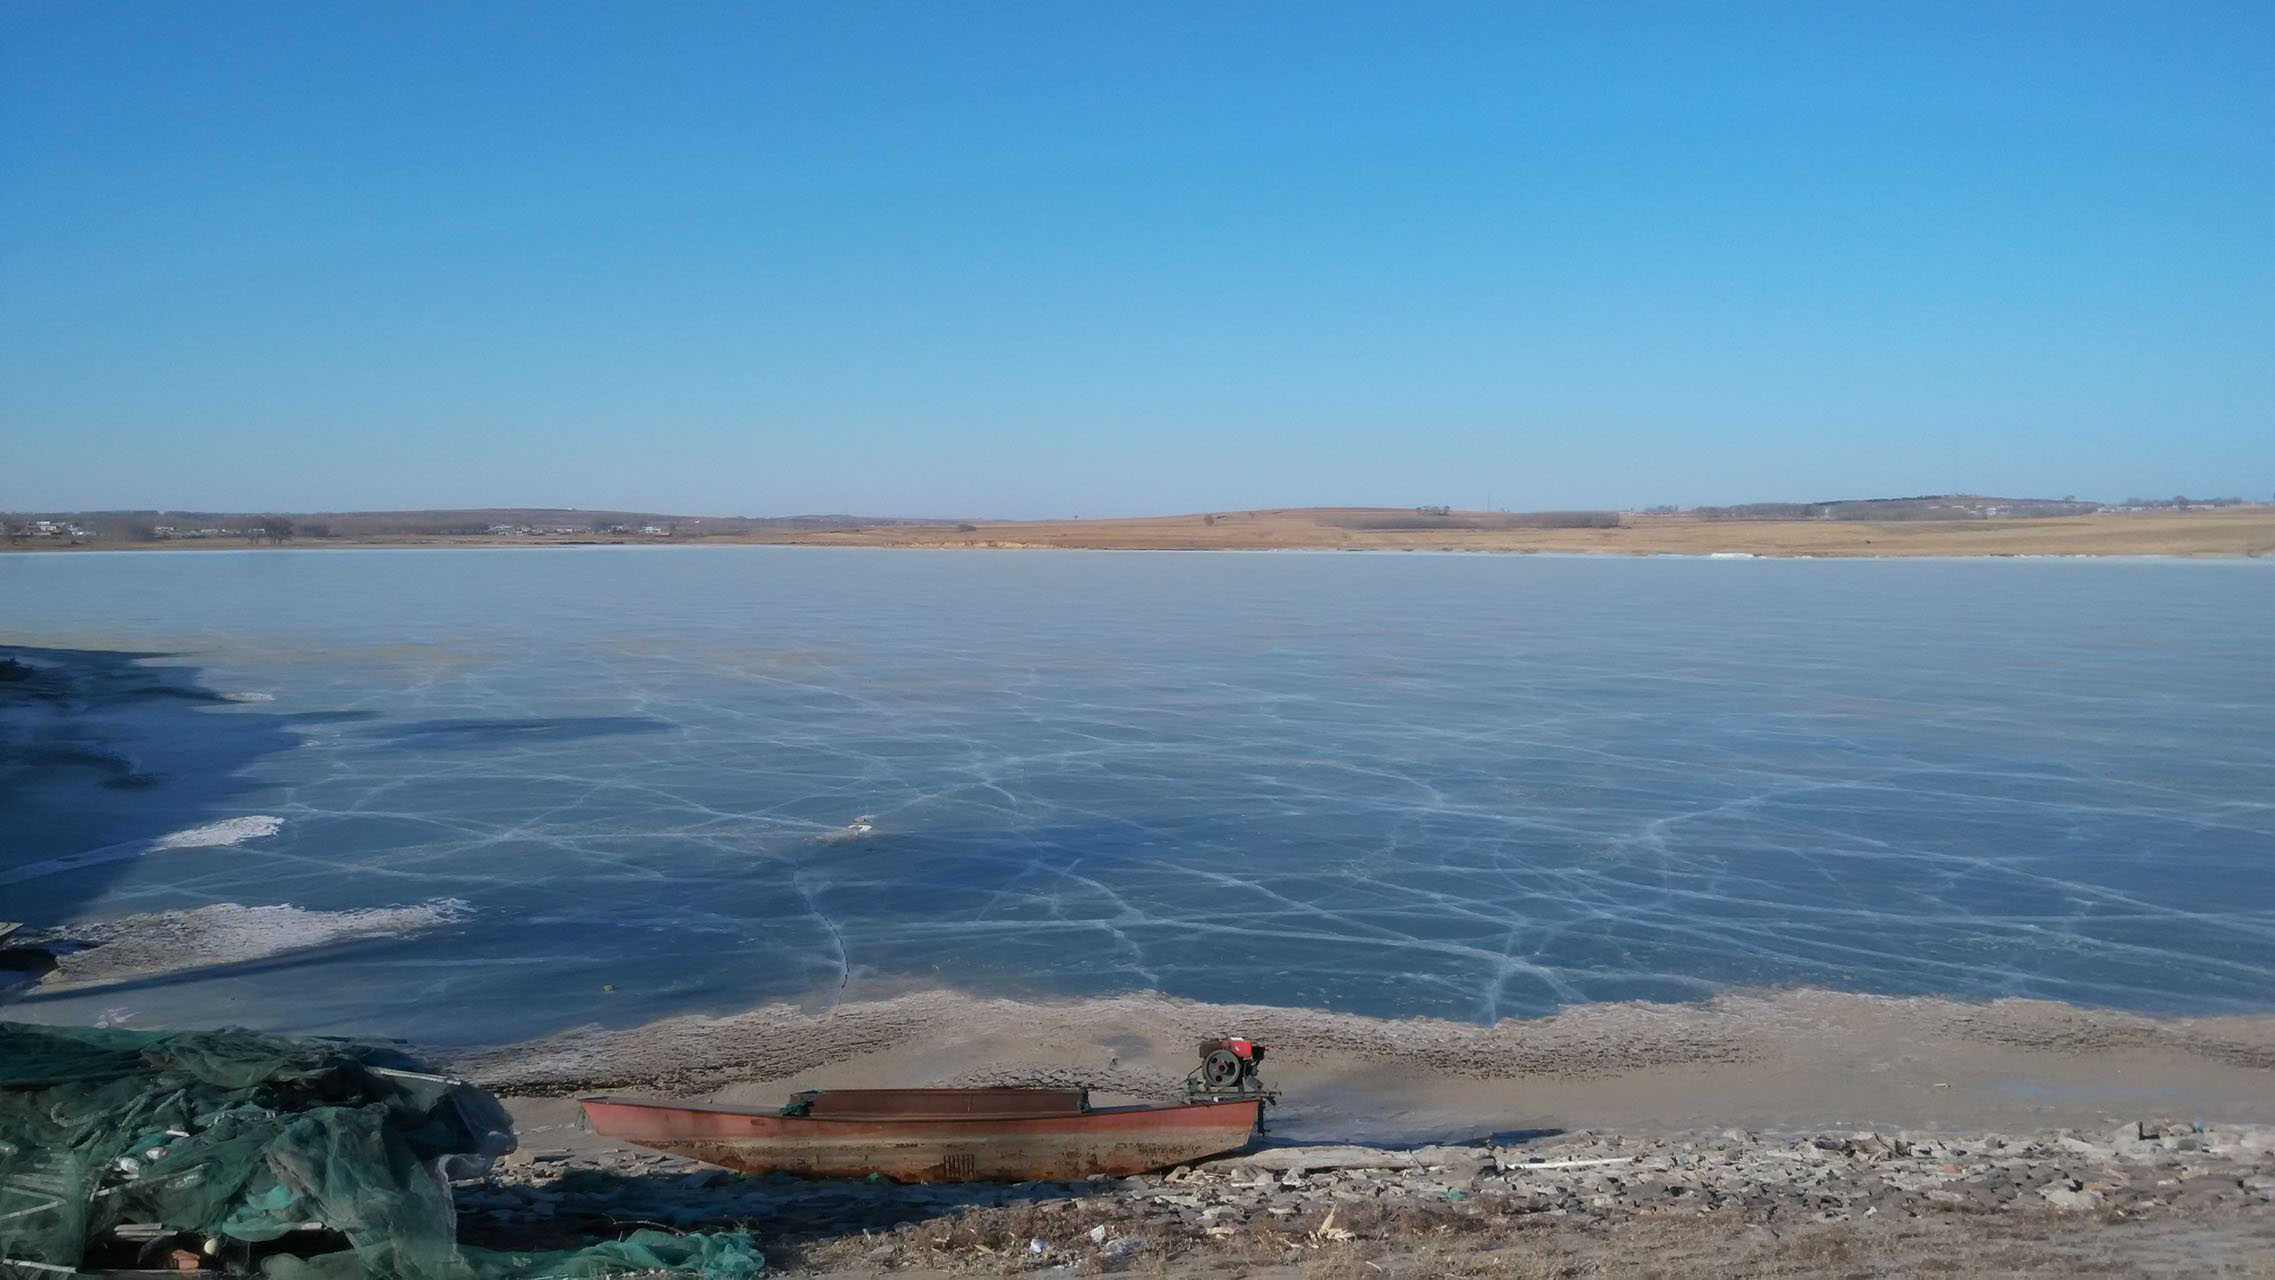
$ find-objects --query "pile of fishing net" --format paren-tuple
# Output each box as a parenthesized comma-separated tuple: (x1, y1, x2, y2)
(0, 1022, 761, 1277)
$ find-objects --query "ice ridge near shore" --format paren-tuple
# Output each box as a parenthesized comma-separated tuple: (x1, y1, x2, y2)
(13, 901, 472, 990)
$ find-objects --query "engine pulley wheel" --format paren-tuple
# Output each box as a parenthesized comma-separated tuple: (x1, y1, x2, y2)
(1202, 1048, 1246, 1089)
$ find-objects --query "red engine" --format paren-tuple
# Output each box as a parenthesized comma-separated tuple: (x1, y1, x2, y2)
(1191, 1037, 1271, 1095)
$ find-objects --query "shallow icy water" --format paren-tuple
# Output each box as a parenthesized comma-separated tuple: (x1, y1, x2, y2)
(2, 547, 2271, 1043)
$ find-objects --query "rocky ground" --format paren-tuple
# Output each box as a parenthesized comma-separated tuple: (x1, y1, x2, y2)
(455, 1122, 2275, 1277)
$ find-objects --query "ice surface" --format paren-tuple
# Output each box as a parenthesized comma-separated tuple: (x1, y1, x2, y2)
(2, 547, 2270, 1045)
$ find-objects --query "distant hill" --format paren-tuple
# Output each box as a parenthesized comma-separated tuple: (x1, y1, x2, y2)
(3, 508, 937, 542)
(1681, 495, 2101, 522)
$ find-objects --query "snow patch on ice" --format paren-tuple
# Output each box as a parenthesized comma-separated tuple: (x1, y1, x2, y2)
(815, 815, 878, 844)
(153, 815, 284, 849)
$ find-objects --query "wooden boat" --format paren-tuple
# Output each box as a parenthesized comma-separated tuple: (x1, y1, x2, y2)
(581, 1040, 1278, 1181)
(581, 1088, 1264, 1181)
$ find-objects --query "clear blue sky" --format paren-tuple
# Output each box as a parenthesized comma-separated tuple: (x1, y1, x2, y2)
(3, 2, 2268, 517)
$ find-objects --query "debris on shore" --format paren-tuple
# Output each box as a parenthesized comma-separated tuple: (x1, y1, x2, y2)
(463, 1119, 2275, 1275)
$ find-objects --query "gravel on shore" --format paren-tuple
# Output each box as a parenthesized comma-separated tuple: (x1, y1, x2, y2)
(457, 1120, 2275, 1276)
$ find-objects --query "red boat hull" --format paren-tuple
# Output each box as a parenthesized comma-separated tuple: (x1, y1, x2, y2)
(580, 1093, 1263, 1181)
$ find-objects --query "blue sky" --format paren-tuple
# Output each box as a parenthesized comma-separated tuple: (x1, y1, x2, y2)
(3, 2, 2268, 517)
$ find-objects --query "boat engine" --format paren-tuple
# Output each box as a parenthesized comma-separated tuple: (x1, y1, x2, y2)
(1187, 1037, 1274, 1100)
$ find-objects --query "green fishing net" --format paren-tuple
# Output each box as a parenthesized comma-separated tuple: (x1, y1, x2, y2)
(0, 1022, 760, 1277)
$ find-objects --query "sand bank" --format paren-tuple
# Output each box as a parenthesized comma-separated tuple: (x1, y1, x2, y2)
(457, 987, 2275, 1143)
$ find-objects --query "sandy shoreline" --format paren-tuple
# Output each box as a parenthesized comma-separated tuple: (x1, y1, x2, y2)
(452, 987, 2275, 1144)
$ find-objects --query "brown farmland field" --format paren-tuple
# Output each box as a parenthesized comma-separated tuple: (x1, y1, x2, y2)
(741, 505, 2275, 558)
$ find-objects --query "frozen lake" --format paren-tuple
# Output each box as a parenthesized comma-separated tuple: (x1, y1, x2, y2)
(3, 547, 2271, 1044)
